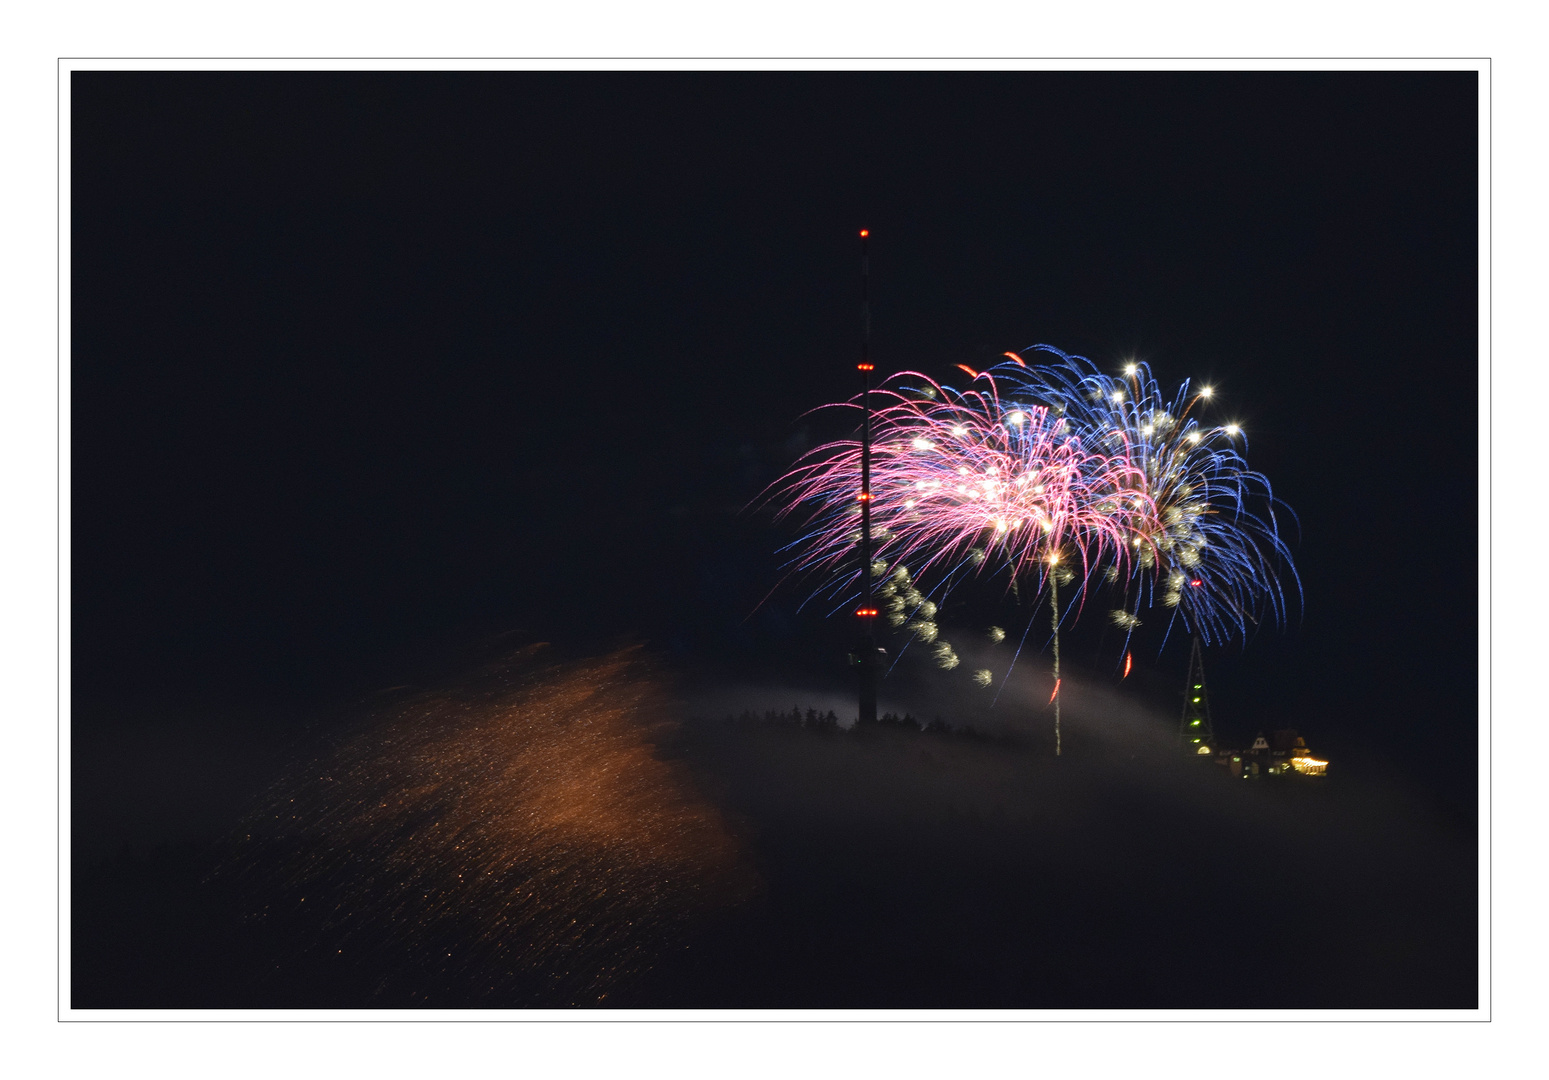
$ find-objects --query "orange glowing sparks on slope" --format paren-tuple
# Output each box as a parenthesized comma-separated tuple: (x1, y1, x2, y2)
(1123, 652, 1132, 679)
(228, 646, 756, 1005)
(1048, 677, 1061, 705)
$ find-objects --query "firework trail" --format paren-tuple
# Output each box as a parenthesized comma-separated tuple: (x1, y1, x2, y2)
(1051, 570, 1061, 756)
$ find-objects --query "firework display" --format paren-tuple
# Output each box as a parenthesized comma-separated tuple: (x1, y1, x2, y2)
(1012, 345, 1301, 647)
(766, 346, 1298, 689)
(768, 365, 1155, 617)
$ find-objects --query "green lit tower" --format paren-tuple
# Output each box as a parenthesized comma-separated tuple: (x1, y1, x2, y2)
(1179, 636, 1217, 756)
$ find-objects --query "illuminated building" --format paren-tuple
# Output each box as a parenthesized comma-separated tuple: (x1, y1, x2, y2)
(1179, 638, 1328, 779)
(1222, 729, 1329, 780)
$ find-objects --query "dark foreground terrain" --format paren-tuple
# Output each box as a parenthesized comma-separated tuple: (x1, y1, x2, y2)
(73, 646, 1476, 1010)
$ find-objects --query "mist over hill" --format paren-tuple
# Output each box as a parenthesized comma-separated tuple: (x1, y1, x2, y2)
(72, 642, 1474, 1009)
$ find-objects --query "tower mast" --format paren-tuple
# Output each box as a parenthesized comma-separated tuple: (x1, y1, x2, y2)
(1180, 635, 1217, 755)
(856, 229, 880, 725)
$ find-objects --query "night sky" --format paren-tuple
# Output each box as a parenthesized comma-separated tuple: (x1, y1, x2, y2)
(70, 70, 1479, 1008)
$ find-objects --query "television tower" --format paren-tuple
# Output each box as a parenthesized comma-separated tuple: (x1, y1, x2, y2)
(855, 229, 882, 724)
(1179, 635, 1217, 755)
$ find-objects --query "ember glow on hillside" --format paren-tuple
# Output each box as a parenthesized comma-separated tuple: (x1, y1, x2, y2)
(226, 646, 755, 1005)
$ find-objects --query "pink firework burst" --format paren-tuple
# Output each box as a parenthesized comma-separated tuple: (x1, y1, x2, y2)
(765, 369, 1159, 612)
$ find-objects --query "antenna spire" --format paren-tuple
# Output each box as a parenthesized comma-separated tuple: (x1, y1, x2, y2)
(856, 229, 879, 725)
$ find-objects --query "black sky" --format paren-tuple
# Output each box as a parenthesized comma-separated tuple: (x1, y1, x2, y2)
(72, 71, 1478, 803)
